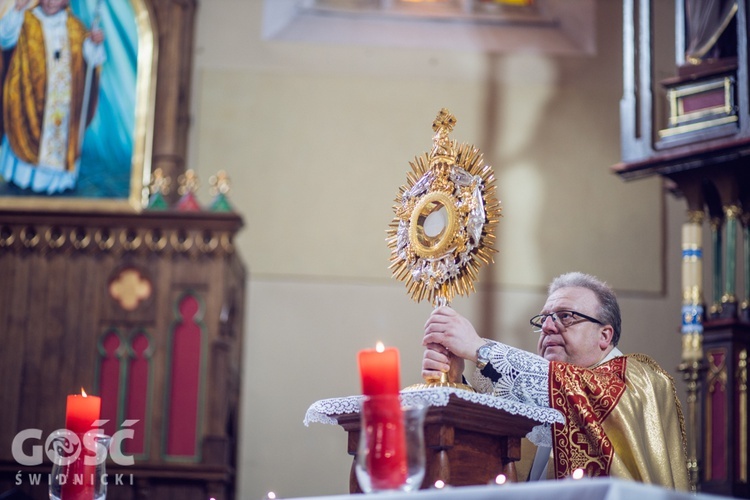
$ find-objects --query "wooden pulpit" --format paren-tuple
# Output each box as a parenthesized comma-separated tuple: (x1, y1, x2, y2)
(337, 394, 541, 493)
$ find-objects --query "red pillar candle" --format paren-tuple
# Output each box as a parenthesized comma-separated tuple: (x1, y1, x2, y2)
(65, 389, 102, 435)
(357, 342, 401, 396)
(357, 343, 407, 490)
(63, 389, 102, 500)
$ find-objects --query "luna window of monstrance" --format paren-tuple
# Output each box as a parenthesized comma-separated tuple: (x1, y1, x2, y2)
(387, 108, 502, 307)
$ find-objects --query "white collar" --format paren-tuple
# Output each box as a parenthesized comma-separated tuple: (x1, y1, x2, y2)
(592, 346, 623, 368)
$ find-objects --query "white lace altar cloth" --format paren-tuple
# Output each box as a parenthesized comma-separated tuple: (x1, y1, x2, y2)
(303, 387, 564, 448)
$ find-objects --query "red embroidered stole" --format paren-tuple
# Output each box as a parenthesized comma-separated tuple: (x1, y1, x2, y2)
(548, 357, 627, 478)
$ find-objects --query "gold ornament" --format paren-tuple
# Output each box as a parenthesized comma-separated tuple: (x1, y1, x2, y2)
(209, 170, 231, 196)
(387, 109, 502, 307)
(177, 169, 200, 196)
(149, 168, 171, 195)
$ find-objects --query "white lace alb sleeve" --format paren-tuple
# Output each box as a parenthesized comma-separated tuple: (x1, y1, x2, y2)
(468, 341, 549, 407)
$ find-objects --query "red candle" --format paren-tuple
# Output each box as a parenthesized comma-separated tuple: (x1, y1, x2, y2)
(63, 389, 101, 500)
(65, 389, 102, 435)
(357, 343, 407, 490)
(357, 342, 401, 395)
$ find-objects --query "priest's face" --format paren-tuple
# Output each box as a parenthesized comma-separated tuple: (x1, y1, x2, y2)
(536, 286, 614, 367)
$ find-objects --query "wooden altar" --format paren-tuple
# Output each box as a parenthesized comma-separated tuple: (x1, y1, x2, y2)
(337, 394, 540, 493)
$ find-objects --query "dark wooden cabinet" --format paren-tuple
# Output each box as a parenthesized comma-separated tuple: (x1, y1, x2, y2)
(0, 210, 245, 499)
(616, 1, 750, 495)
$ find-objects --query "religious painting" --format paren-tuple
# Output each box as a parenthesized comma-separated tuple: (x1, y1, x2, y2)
(0, 0, 155, 211)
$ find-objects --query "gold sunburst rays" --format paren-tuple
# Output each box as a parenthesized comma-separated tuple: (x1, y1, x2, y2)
(386, 109, 502, 306)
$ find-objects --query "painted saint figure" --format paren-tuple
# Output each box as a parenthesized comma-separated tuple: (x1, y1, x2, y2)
(0, 0, 105, 194)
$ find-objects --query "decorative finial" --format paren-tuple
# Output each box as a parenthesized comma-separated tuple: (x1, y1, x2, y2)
(432, 108, 457, 134)
(176, 169, 201, 211)
(208, 170, 233, 212)
(430, 109, 458, 162)
(177, 169, 200, 196)
(209, 170, 230, 196)
(146, 168, 171, 210)
(150, 168, 171, 195)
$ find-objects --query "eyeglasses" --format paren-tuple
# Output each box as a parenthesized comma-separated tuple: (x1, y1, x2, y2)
(529, 310, 603, 330)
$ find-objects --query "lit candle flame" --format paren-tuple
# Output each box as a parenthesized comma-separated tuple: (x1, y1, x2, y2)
(433, 480, 445, 489)
(376, 341, 385, 353)
(81, 388, 88, 397)
(494, 474, 506, 485)
(572, 468, 585, 480)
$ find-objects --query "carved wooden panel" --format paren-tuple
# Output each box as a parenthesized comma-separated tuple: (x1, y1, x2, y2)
(701, 321, 750, 498)
(0, 210, 245, 499)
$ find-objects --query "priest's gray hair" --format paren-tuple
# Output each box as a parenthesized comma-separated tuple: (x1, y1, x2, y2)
(548, 272, 622, 347)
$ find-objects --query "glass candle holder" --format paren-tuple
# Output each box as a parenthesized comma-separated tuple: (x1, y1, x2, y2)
(355, 395, 427, 493)
(49, 430, 111, 500)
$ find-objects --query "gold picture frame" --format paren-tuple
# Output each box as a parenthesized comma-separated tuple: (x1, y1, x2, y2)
(0, 0, 156, 212)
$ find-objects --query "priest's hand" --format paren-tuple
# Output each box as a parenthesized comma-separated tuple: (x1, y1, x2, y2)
(422, 306, 485, 363)
(421, 343, 464, 383)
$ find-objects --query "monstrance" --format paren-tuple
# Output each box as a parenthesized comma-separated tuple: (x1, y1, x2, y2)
(387, 109, 502, 389)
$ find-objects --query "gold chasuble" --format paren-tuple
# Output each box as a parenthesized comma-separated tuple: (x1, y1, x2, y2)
(3, 9, 95, 173)
(549, 354, 689, 489)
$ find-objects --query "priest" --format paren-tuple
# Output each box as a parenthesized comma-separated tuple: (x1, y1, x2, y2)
(421, 271, 689, 489)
